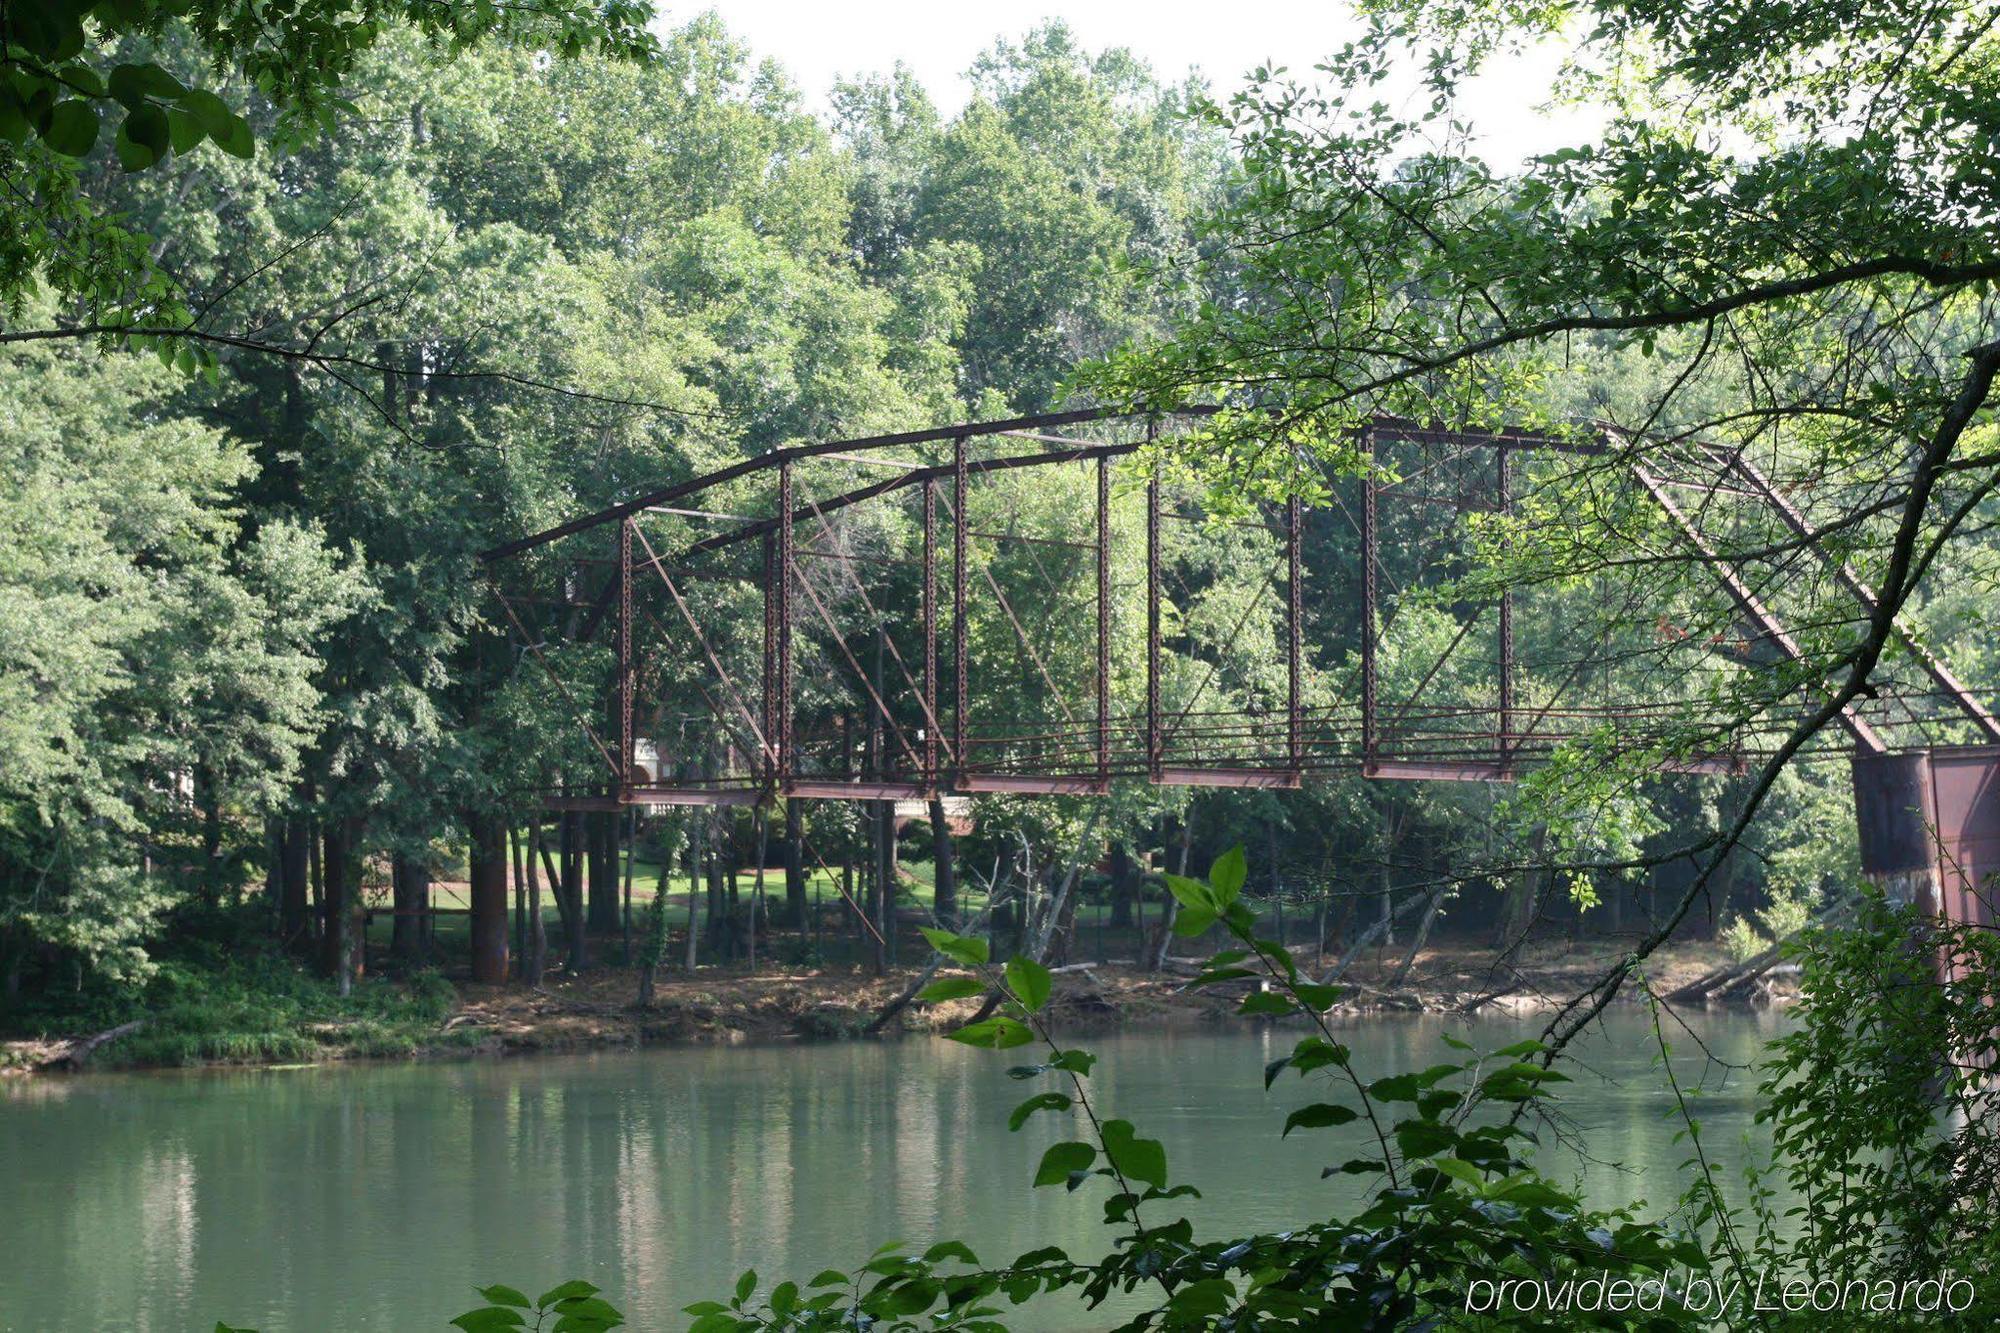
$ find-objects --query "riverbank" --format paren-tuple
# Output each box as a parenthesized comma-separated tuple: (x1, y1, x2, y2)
(3, 933, 1765, 1074)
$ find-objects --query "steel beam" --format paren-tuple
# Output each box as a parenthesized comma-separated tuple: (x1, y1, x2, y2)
(958, 773, 1111, 796)
(777, 461, 794, 784)
(1096, 453, 1112, 784)
(1287, 491, 1303, 772)
(1145, 425, 1161, 779)
(953, 436, 969, 780)
(785, 780, 929, 802)
(619, 517, 633, 798)
(1360, 425, 1379, 766)
(1629, 461, 1885, 754)
(481, 405, 1217, 562)
(1157, 766, 1303, 790)
(924, 476, 939, 789)
(1496, 442, 1514, 774)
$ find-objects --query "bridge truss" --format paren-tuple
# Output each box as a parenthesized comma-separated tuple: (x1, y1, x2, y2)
(480, 408, 2000, 814)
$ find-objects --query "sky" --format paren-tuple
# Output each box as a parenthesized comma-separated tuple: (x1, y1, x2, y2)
(699, 0, 1608, 163)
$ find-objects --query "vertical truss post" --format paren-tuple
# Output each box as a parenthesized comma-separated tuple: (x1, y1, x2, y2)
(1145, 420, 1162, 780)
(777, 460, 794, 785)
(1097, 453, 1112, 785)
(923, 476, 939, 791)
(1287, 490, 1303, 773)
(1360, 425, 1378, 771)
(953, 436, 969, 783)
(762, 532, 776, 785)
(619, 517, 633, 799)
(1496, 441, 1514, 774)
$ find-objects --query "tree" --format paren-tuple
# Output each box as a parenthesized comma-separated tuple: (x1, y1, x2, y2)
(0, 0, 657, 357)
(0, 336, 361, 999)
(1083, 0, 2000, 1043)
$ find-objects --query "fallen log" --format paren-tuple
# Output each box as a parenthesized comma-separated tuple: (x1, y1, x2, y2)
(1667, 899, 1854, 1003)
(37, 1019, 147, 1071)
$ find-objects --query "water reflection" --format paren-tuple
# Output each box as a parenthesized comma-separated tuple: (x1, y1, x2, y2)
(0, 1008, 1790, 1331)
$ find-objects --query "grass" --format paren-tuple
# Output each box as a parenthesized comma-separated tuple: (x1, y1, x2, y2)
(4, 903, 465, 1070)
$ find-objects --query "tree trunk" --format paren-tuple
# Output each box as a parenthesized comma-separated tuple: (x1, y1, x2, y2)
(929, 795, 958, 927)
(320, 816, 363, 994)
(390, 852, 426, 964)
(748, 809, 767, 971)
(467, 811, 509, 984)
(622, 810, 636, 965)
(684, 827, 701, 972)
(587, 810, 619, 933)
(1107, 841, 1134, 928)
(560, 811, 587, 971)
(784, 798, 807, 928)
(525, 818, 548, 987)
(279, 814, 311, 946)
(1148, 820, 1194, 971)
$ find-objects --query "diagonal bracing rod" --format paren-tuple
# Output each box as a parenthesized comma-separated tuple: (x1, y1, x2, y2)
(1628, 460, 1885, 755)
(1715, 444, 2000, 744)
(630, 520, 780, 771)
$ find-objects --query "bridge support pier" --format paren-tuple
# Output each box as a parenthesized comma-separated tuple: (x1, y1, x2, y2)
(1852, 751, 1942, 913)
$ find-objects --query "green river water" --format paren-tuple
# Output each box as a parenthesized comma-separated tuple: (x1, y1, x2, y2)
(0, 1008, 1792, 1331)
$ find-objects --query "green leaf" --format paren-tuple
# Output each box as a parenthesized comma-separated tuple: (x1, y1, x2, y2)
(177, 86, 234, 136)
(1208, 846, 1247, 904)
(734, 1269, 757, 1303)
(40, 100, 98, 156)
(1032, 1140, 1096, 1187)
(1394, 1119, 1460, 1157)
(945, 1016, 1034, 1049)
(1008, 1091, 1072, 1130)
(1171, 905, 1217, 937)
(1100, 1119, 1168, 1187)
(1292, 1037, 1349, 1073)
(1325, 1158, 1387, 1176)
(919, 926, 988, 967)
(916, 976, 985, 1002)
(1433, 1157, 1488, 1188)
(769, 1281, 798, 1314)
(807, 1269, 848, 1288)
(1051, 1049, 1096, 1075)
(922, 1241, 979, 1265)
(1004, 956, 1052, 1012)
(1237, 990, 1292, 1016)
(115, 103, 170, 171)
(477, 1286, 531, 1308)
(215, 112, 254, 159)
(1367, 1073, 1422, 1102)
(167, 108, 205, 154)
(449, 1310, 526, 1332)
(1282, 1103, 1359, 1136)
(1162, 873, 1213, 913)
(1263, 1055, 1292, 1088)
(536, 1280, 598, 1308)
(107, 62, 184, 108)
(1292, 982, 1342, 1010)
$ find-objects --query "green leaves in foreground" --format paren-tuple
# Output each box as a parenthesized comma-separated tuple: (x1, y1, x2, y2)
(451, 1278, 623, 1331)
(918, 927, 987, 968)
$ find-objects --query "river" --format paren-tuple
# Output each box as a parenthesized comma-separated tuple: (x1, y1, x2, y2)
(0, 1008, 1791, 1331)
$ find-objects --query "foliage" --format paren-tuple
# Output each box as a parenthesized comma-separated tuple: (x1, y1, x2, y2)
(0, 0, 657, 337)
(685, 850, 1710, 1330)
(1742, 891, 2000, 1319)
(0, 338, 361, 992)
(3, 902, 460, 1065)
(452, 1279, 625, 1332)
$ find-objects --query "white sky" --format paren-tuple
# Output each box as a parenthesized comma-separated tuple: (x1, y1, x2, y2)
(696, 0, 1608, 164)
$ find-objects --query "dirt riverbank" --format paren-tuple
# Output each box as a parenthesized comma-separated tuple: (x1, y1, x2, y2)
(4, 936, 1772, 1073)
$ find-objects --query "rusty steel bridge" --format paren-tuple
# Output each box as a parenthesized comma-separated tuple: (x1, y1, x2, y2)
(477, 407, 2000, 975)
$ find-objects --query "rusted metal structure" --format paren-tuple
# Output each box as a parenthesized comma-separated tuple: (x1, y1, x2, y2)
(476, 407, 2000, 973)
